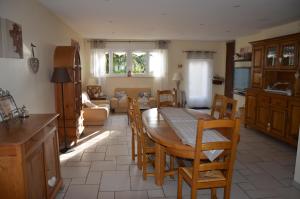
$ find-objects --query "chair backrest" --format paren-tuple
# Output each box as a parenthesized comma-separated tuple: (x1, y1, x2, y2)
(211, 94, 237, 119)
(157, 89, 177, 108)
(211, 94, 227, 119)
(224, 97, 237, 119)
(128, 97, 134, 125)
(132, 99, 145, 142)
(192, 119, 240, 186)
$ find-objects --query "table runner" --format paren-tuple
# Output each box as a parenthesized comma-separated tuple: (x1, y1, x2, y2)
(159, 107, 229, 161)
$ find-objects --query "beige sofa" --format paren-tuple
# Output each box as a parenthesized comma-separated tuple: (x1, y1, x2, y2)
(110, 88, 156, 113)
(82, 92, 110, 125)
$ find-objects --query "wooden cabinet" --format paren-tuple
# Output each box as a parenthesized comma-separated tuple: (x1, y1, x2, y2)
(287, 100, 300, 143)
(251, 46, 264, 88)
(245, 91, 257, 126)
(0, 114, 62, 199)
(54, 46, 84, 147)
(245, 89, 298, 146)
(246, 33, 300, 146)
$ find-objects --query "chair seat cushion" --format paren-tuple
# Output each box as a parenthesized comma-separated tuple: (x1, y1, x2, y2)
(182, 167, 226, 182)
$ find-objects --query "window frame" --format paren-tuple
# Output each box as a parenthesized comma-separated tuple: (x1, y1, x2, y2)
(103, 49, 152, 77)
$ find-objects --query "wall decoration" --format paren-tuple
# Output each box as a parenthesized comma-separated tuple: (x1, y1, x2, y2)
(29, 43, 39, 73)
(0, 18, 23, 59)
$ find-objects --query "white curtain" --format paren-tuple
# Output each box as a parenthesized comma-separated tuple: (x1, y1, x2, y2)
(149, 49, 168, 92)
(90, 41, 106, 88)
(184, 51, 214, 108)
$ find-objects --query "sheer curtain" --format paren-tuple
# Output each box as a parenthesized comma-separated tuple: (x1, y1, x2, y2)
(184, 51, 214, 108)
(149, 49, 168, 91)
(90, 41, 106, 87)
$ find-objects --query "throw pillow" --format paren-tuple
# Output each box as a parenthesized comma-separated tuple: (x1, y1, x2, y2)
(115, 91, 127, 99)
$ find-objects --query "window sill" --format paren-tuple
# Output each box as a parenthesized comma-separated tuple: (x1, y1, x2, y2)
(104, 74, 154, 78)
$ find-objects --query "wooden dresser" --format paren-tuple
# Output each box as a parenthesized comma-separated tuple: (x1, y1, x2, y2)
(245, 33, 300, 146)
(0, 114, 62, 199)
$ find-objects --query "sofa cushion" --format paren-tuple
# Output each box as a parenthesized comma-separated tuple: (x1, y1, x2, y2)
(115, 91, 127, 99)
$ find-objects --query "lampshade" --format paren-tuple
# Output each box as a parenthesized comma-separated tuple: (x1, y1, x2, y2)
(51, 68, 72, 83)
(172, 72, 183, 81)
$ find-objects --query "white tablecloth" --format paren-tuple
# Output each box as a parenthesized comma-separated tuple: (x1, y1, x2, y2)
(159, 107, 229, 161)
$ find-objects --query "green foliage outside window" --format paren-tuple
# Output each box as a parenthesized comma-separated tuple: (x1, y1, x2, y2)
(132, 52, 146, 73)
(105, 53, 109, 74)
(113, 52, 127, 74)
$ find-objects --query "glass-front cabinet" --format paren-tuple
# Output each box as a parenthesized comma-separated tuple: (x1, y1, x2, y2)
(279, 42, 297, 69)
(265, 45, 278, 68)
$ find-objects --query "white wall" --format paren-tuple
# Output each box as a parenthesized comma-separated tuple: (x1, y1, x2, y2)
(83, 40, 227, 97)
(0, 0, 84, 113)
(234, 20, 300, 108)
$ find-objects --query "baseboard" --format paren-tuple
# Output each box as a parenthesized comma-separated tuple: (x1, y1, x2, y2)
(293, 181, 300, 191)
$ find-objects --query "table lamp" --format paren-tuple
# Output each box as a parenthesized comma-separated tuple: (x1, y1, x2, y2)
(172, 72, 183, 91)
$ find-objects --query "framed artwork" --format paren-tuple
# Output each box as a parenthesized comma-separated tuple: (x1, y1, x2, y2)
(0, 18, 23, 59)
(0, 89, 20, 122)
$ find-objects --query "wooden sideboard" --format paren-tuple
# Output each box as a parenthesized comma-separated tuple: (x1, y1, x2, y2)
(245, 33, 300, 146)
(0, 114, 62, 199)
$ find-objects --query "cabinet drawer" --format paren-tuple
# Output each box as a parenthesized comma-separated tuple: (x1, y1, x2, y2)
(24, 121, 57, 156)
(258, 95, 270, 106)
(271, 98, 287, 107)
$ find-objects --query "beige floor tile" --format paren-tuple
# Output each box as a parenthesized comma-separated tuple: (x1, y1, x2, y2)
(130, 176, 160, 190)
(71, 178, 86, 184)
(86, 171, 102, 184)
(82, 152, 105, 161)
(148, 189, 165, 198)
(100, 172, 130, 191)
(115, 190, 148, 199)
(90, 160, 116, 171)
(65, 161, 91, 167)
(65, 185, 99, 199)
(98, 192, 114, 199)
(61, 167, 90, 178)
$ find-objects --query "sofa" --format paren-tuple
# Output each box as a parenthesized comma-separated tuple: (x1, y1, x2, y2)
(82, 92, 110, 125)
(110, 88, 156, 113)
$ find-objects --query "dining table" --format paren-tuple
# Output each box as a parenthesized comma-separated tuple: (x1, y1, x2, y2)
(142, 108, 214, 186)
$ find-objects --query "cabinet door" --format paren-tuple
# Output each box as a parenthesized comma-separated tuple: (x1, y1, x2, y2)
(26, 146, 47, 199)
(256, 105, 270, 132)
(287, 100, 300, 143)
(245, 94, 256, 125)
(265, 44, 279, 68)
(44, 128, 61, 198)
(279, 41, 298, 69)
(270, 108, 286, 137)
(251, 46, 264, 88)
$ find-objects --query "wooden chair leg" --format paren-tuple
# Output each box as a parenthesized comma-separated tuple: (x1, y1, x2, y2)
(131, 131, 135, 161)
(137, 138, 142, 169)
(177, 169, 183, 199)
(191, 186, 197, 199)
(142, 152, 147, 180)
(224, 185, 231, 199)
(211, 188, 217, 199)
(170, 155, 175, 179)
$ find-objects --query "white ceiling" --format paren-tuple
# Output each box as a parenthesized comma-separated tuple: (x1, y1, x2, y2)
(38, 0, 300, 41)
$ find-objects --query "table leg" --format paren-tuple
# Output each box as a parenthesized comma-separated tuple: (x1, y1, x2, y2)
(155, 143, 165, 186)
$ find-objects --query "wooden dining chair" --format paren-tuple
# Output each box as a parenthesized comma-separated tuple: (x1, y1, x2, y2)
(223, 97, 237, 120)
(157, 89, 177, 108)
(132, 99, 175, 179)
(128, 97, 138, 162)
(210, 94, 227, 119)
(177, 119, 240, 199)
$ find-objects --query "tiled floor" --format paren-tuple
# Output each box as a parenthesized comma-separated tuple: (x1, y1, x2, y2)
(56, 113, 300, 199)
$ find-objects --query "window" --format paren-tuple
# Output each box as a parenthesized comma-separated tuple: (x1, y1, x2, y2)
(112, 52, 127, 74)
(132, 51, 147, 74)
(91, 49, 166, 77)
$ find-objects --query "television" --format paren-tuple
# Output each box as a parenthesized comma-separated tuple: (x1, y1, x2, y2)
(234, 67, 251, 95)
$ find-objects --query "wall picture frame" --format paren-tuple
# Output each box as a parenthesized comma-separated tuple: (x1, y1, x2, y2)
(0, 18, 23, 59)
(0, 88, 20, 122)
